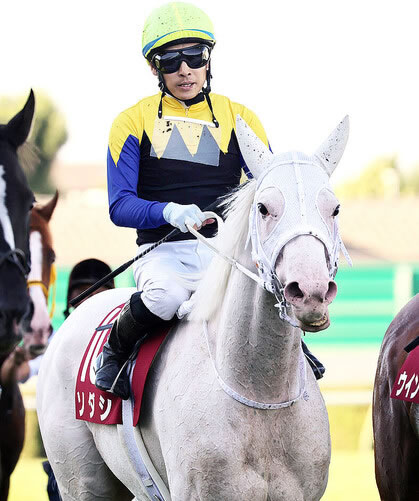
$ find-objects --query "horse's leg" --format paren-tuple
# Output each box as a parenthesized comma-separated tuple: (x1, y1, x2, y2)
(40, 414, 132, 501)
(0, 382, 25, 500)
(410, 402, 419, 440)
(88, 423, 155, 501)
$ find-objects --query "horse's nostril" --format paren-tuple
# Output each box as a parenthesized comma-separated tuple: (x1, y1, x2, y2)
(325, 281, 338, 303)
(284, 282, 304, 302)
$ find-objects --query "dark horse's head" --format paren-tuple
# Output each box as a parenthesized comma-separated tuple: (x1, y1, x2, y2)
(0, 90, 36, 355)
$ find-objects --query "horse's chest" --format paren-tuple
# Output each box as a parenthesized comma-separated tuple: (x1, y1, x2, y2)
(156, 392, 329, 500)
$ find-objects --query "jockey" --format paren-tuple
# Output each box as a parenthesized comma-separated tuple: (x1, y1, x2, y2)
(95, 2, 326, 399)
(94, 1, 270, 399)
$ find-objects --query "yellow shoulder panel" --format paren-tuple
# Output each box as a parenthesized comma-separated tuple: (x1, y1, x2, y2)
(209, 94, 269, 154)
(108, 95, 160, 166)
(209, 95, 269, 182)
(230, 100, 269, 148)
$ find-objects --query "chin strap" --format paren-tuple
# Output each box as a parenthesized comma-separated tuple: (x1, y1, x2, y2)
(203, 61, 219, 127)
(156, 62, 219, 127)
(203, 91, 219, 128)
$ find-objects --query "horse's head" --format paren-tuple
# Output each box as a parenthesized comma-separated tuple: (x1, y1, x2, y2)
(25, 192, 58, 357)
(236, 115, 350, 332)
(0, 90, 36, 354)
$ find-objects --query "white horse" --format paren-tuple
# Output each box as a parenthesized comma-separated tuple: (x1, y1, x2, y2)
(37, 115, 350, 501)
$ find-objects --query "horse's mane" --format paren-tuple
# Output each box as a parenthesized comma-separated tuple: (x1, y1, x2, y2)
(17, 141, 39, 173)
(190, 179, 257, 322)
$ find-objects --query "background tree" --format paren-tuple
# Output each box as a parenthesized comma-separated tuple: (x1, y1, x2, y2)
(336, 156, 402, 199)
(400, 165, 419, 195)
(0, 90, 68, 193)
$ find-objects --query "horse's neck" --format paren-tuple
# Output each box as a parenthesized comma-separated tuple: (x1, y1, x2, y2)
(212, 253, 302, 403)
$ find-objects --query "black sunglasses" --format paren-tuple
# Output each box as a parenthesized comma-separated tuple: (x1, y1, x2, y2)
(152, 45, 211, 74)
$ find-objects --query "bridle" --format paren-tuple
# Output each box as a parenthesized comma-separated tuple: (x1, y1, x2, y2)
(27, 263, 57, 319)
(245, 159, 352, 327)
(0, 248, 30, 279)
(186, 202, 349, 410)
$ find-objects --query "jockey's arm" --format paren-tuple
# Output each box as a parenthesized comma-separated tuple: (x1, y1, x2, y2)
(107, 112, 168, 230)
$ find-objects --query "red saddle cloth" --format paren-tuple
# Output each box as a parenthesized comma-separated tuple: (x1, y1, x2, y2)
(390, 345, 419, 403)
(75, 304, 170, 425)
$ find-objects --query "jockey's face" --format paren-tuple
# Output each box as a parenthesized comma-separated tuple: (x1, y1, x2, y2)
(151, 42, 208, 101)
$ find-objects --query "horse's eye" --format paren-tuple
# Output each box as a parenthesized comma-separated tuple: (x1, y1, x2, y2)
(257, 203, 269, 216)
(332, 205, 340, 217)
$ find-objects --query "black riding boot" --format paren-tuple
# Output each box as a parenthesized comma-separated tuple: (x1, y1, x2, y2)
(42, 460, 62, 501)
(302, 341, 325, 380)
(95, 292, 166, 399)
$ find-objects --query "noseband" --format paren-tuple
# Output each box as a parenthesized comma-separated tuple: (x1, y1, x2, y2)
(27, 264, 57, 318)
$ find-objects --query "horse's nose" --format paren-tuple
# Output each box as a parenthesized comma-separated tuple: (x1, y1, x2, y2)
(284, 280, 337, 306)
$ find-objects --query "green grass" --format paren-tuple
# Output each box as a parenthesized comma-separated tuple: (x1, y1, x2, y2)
(9, 452, 380, 500)
(9, 457, 48, 501)
(323, 451, 380, 500)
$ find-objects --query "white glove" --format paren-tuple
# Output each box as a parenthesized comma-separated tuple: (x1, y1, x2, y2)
(163, 202, 207, 233)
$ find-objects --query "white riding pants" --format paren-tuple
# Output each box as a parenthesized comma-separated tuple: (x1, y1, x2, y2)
(133, 239, 214, 321)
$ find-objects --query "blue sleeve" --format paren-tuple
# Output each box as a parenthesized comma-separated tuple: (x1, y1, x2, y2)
(107, 135, 168, 229)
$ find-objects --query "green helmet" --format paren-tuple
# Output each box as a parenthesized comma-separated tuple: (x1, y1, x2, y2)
(142, 2, 216, 60)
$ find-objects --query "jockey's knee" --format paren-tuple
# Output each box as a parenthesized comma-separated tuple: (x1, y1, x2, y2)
(141, 283, 190, 321)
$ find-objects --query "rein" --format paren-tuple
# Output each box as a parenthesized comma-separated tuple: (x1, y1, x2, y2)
(27, 264, 57, 318)
(187, 213, 299, 327)
(188, 213, 309, 410)
(0, 248, 29, 278)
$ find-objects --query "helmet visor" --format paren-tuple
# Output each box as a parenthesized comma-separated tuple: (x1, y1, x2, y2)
(152, 45, 210, 74)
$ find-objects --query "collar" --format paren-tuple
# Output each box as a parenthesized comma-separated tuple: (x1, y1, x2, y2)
(163, 92, 207, 111)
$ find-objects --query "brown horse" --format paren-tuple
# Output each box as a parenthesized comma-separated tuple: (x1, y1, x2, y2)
(26, 192, 58, 357)
(373, 294, 419, 501)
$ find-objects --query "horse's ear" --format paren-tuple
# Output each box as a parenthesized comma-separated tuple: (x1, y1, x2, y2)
(38, 190, 59, 222)
(236, 115, 273, 179)
(314, 115, 349, 176)
(6, 89, 35, 148)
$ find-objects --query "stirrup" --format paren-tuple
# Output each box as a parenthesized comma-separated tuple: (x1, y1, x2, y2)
(94, 349, 131, 400)
(301, 341, 325, 380)
(95, 338, 144, 400)
(103, 338, 143, 395)
(304, 352, 325, 380)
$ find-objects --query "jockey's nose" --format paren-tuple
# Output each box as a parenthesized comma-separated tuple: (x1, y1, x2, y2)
(178, 61, 192, 75)
(284, 280, 337, 306)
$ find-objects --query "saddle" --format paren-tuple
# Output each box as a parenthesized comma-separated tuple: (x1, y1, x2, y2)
(75, 304, 171, 425)
(391, 339, 419, 404)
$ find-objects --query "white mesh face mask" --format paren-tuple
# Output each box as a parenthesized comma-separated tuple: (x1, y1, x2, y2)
(235, 114, 351, 326)
(247, 151, 352, 287)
